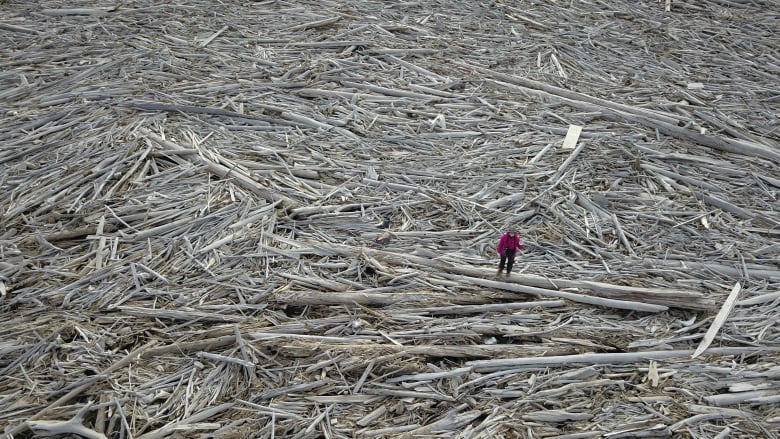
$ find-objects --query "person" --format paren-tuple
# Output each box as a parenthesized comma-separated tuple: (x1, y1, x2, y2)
(496, 229, 524, 276)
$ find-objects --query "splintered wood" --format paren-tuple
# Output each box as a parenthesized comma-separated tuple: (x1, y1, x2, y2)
(1, 0, 779, 437)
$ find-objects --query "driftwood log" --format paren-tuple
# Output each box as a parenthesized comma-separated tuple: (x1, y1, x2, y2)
(1, 0, 778, 438)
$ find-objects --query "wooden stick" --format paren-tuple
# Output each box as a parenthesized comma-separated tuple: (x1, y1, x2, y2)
(691, 282, 742, 359)
(467, 347, 773, 372)
(198, 25, 228, 48)
(438, 273, 667, 312)
(0, 22, 41, 35)
(40, 7, 117, 16)
(311, 242, 703, 310)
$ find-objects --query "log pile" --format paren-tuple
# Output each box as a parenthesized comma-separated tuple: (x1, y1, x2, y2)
(1, 0, 778, 437)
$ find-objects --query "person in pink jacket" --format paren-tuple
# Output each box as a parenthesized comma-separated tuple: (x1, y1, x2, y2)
(496, 230, 524, 276)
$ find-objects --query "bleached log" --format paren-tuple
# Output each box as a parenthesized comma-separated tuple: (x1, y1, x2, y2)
(744, 394, 780, 405)
(198, 25, 228, 48)
(26, 420, 107, 439)
(40, 7, 117, 16)
(283, 16, 341, 32)
(640, 163, 725, 193)
(119, 306, 246, 323)
(466, 347, 776, 372)
(738, 291, 780, 306)
(135, 403, 234, 439)
(274, 290, 462, 306)
(632, 257, 780, 281)
(360, 229, 483, 239)
(398, 410, 482, 438)
(253, 380, 330, 401)
(691, 282, 741, 359)
(0, 22, 41, 35)
(281, 110, 359, 140)
(521, 409, 592, 422)
(603, 422, 670, 438)
(439, 272, 667, 312)
(361, 386, 455, 402)
(550, 141, 586, 183)
(383, 55, 448, 81)
(305, 395, 379, 403)
(42, 224, 116, 242)
(356, 405, 387, 427)
(545, 433, 601, 439)
(361, 424, 421, 437)
(473, 66, 684, 125)
(279, 341, 575, 359)
(704, 390, 779, 407)
(670, 405, 755, 431)
(196, 351, 256, 369)
(127, 102, 273, 124)
(313, 242, 708, 310)
(689, 189, 754, 219)
(489, 379, 621, 399)
(484, 192, 526, 209)
(276, 272, 351, 292)
(341, 80, 447, 101)
(386, 367, 472, 383)
(289, 40, 371, 48)
(197, 232, 238, 253)
(403, 300, 566, 315)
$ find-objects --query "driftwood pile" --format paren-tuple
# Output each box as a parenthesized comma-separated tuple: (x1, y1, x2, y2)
(1, 0, 779, 437)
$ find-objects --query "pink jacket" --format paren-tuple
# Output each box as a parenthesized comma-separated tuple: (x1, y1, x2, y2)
(497, 233, 524, 256)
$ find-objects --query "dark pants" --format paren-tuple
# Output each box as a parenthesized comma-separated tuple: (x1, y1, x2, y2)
(499, 248, 516, 274)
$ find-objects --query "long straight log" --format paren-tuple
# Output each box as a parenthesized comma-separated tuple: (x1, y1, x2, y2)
(273, 290, 483, 306)
(310, 242, 713, 310)
(465, 347, 776, 372)
(438, 273, 667, 312)
(0, 22, 41, 34)
(125, 102, 274, 124)
(633, 258, 780, 281)
(280, 342, 578, 359)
